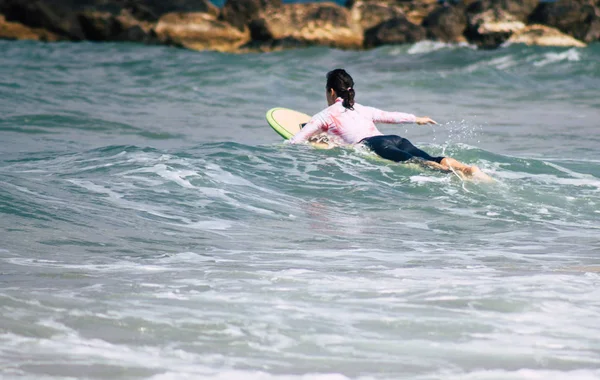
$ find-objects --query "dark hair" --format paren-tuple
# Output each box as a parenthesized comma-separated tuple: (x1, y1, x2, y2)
(326, 68, 355, 110)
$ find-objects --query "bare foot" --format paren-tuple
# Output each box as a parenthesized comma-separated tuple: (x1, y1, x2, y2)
(415, 157, 494, 182)
(468, 166, 494, 183)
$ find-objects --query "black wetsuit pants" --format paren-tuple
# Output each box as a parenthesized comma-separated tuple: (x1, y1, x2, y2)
(361, 135, 445, 164)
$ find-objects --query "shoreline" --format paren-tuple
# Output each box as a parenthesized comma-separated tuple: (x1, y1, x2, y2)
(0, 0, 597, 52)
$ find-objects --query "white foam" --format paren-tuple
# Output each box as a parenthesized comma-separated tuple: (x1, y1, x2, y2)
(533, 48, 581, 67)
(407, 40, 473, 55)
(409, 175, 449, 184)
(542, 161, 600, 188)
(0, 331, 195, 371)
(464, 55, 517, 72)
(67, 179, 237, 230)
(153, 291, 189, 300)
(154, 251, 216, 264)
(2, 257, 171, 273)
(120, 163, 198, 188)
(150, 164, 198, 188)
(167, 220, 233, 231)
(493, 167, 600, 189)
(150, 372, 353, 380)
(431, 368, 600, 380)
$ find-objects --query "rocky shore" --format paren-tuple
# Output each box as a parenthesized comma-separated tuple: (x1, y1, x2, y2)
(0, 0, 598, 52)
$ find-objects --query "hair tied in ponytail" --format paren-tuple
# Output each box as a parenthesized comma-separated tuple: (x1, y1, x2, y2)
(326, 68, 355, 110)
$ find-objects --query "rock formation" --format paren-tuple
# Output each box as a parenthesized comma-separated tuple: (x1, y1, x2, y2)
(422, 3, 468, 43)
(246, 3, 363, 50)
(155, 12, 250, 52)
(505, 24, 587, 47)
(347, 0, 406, 31)
(364, 15, 426, 48)
(0, 14, 61, 41)
(529, 0, 600, 43)
(0, 0, 594, 52)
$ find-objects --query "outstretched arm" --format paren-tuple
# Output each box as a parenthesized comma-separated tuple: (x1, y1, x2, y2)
(289, 113, 328, 144)
(415, 116, 437, 125)
(363, 106, 436, 125)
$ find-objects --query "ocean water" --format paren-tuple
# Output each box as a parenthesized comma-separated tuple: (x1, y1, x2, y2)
(1, 40, 600, 379)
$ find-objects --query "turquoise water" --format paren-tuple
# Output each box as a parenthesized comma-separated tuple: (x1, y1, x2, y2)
(1, 40, 600, 379)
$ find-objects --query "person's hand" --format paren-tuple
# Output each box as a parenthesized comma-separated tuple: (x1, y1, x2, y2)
(416, 116, 437, 125)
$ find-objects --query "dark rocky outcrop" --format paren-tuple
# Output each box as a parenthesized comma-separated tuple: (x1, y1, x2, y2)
(247, 3, 362, 50)
(0, 0, 219, 42)
(466, 0, 539, 22)
(346, 0, 406, 31)
(0, 13, 62, 41)
(395, 0, 439, 25)
(345, 0, 438, 29)
(464, 0, 540, 48)
(155, 12, 249, 52)
(220, 0, 281, 32)
(529, 0, 600, 43)
(0, 0, 593, 51)
(77, 10, 157, 43)
(127, 0, 219, 22)
(422, 3, 467, 43)
(0, 0, 89, 40)
(465, 8, 526, 48)
(364, 15, 426, 48)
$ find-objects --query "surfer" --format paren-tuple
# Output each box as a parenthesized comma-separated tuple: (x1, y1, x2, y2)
(288, 69, 492, 181)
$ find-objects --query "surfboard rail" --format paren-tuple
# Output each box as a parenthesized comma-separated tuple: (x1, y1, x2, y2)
(266, 107, 296, 140)
(266, 107, 331, 149)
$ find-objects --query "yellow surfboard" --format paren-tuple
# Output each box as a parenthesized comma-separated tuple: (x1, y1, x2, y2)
(266, 107, 331, 149)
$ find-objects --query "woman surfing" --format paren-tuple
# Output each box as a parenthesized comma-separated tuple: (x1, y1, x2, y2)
(288, 69, 492, 181)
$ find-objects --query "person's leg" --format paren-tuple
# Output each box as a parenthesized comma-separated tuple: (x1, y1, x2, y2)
(362, 136, 450, 173)
(394, 136, 494, 181)
(439, 157, 472, 174)
(440, 157, 493, 181)
(363, 135, 492, 181)
(394, 136, 492, 180)
(362, 135, 414, 162)
(394, 136, 445, 164)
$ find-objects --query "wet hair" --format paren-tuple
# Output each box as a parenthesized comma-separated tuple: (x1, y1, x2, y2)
(326, 68, 355, 110)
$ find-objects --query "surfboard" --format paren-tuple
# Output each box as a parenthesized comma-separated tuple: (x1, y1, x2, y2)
(266, 107, 330, 149)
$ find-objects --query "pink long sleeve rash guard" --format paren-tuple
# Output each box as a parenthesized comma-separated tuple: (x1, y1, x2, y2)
(289, 98, 417, 145)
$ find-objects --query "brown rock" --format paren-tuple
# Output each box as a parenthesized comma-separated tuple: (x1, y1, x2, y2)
(529, 0, 600, 43)
(0, 0, 87, 40)
(403, 0, 439, 25)
(154, 12, 250, 52)
(78, 10, 157, 43)
(463, 0, 540, 48)
(220, 0, 282, 32)
(347, 0, 406, 31)
(422, 4, 467, 43)
(471, 9, 525, 34)
(466, 5, 528, 48)
(364, 15, 426, 48)
(345, 0, 437, 25)
(240, 36, 314, 52)
(0, 14, 62, 41)
(77, 11, 118, 41)
(0, 0, 220, 42)
(467, 0, 539, 22)
(505, 24, 587, 47)
(247, 3, 363, 50)
(127, 0, 219, 22)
